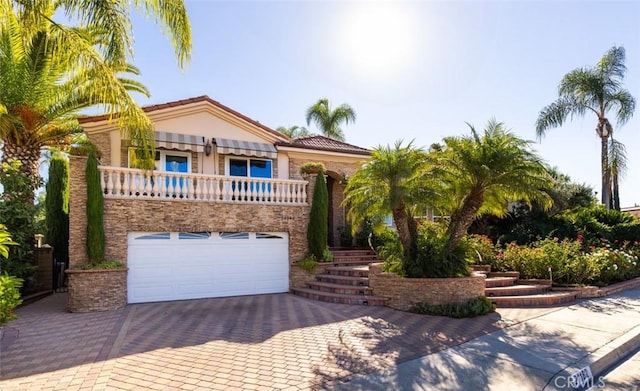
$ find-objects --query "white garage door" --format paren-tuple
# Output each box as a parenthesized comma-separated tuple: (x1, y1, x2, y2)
(127, 231, 289, 303)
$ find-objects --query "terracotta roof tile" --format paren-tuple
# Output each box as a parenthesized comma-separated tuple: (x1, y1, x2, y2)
(277, 136, 370, 156)
(77, 95, 289, 141)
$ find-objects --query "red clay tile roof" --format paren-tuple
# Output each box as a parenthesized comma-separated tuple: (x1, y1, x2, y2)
(77, 95, 289, 141)
(277, 136, 370, 156)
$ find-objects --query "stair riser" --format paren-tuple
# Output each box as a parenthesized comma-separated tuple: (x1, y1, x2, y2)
(294, 290, 386, 306)
(332, 255, 379, 262)
(488, 272, 520, 278)
(486, 287, 550, 297)
(307, 284, 372, 295)
(485, 278, 517, 288)
(326, 269, 369, 278)
(316, 276, 370, 286)
(331, 251, 376, 257)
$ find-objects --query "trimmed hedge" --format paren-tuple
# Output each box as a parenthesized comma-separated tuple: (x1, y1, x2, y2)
(410, 296, 495, 318)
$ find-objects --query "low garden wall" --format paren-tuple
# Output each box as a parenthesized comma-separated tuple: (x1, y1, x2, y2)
(369, 263, 486, 311)
(66, 269, 128, 312)
(290, 264, 323, 289)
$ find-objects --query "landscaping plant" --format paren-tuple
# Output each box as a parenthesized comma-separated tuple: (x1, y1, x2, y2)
(0, 273, 23, 327)
(86, 151, 106, 265)
(410, 297, 495, 318)
(45, 153, 70, 266)
(307, 169, 328, 261)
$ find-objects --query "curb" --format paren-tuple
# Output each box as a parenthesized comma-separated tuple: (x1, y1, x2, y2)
(544, 323, 640, 390)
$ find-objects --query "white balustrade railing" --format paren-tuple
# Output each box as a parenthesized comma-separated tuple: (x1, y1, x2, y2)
(99, 166, 308, 205)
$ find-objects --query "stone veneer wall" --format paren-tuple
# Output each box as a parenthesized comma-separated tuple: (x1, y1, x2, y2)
(369, 263, 486, 311)
(87, 132, 111, 165)
(288, 158, 364, 181)
(66, 269, 128, 312)
(69, 156, 88, 269)
(290, 264, 323, 289)
(102, 199, 310, 265)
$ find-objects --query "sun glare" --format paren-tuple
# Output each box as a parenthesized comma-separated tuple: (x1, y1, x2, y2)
(338, 3, 420, 81)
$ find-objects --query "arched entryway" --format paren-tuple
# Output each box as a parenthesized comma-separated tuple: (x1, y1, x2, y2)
(326, 171, 347, 247)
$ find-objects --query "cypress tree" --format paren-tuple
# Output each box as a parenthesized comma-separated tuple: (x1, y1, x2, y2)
(86, 151, 105, 263)
(307, 171, 328, 260)
(45, 153, 70, 265)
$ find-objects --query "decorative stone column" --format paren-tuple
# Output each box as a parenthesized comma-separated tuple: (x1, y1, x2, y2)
(68, 155, 88, 269)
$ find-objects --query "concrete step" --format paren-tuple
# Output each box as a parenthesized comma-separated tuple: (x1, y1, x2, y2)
(489, 292, 578, 307)
(325, 266, 369, 278)
(471, 264, 492, 273)
(316, 274, 370, 287)
(485, 277, 518, 288)
(332, 254, 379, 261)
(306, 281, 373, 295)
(330, 259, 377, 267)
(291, 287, 388, 306)
(486, 284, 550, 297)
(330, 248, 376, 257)
(488, 271, 521, 279)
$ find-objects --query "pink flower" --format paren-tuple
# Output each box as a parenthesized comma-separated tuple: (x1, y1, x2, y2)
(577, 234, 584, 243)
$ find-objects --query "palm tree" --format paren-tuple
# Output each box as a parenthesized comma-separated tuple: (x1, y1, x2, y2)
(536, 46, 635, 208)
(609, 138, 627, 211)
(276, 125, 311, 139)
(433, 120, 552, 252)
(305, 98, 356, 141)
(343, 141, 435, 258)
(0, 9, 151, 198)
(2, 0, 191, 68)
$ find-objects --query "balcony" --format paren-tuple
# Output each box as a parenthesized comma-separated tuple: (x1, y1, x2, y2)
(99, 166, 308, 205)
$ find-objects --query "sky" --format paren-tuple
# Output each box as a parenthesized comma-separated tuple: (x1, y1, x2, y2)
(127, 0, 640, 207)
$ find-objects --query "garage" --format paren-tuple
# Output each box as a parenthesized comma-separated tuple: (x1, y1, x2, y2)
(127, 231, 289, 303)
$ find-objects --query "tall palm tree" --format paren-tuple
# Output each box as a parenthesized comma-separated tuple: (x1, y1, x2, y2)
(536, 46, 635, 208)
(433, 120, 552, 252)
(305, 98, 356, 141)
(276, 125, 311, 139)
(343, 141, 435, 258)
(2, 0, 191, 68)
(609, 138, 627, 211)
(0, 9, 151, 197)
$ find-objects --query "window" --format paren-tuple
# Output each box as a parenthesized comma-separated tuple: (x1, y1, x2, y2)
(178, 232, 212, 240)
(226, 157, 272, 178)
(219, 232, 250, 239)
(134, 232, 171, 240)
(128, 148, 191, 173)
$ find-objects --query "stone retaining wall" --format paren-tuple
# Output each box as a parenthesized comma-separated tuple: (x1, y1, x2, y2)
(369, 263, 486, 311)
(66, 269, 128, 312)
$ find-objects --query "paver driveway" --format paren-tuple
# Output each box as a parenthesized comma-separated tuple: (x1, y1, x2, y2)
(1, 293, 557, 390)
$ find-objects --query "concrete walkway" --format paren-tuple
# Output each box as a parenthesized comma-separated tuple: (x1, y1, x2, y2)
(335, 287, 640, 390)
(1, 288, 639, 390)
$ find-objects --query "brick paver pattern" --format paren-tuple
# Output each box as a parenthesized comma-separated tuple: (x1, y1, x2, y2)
(0, 293, 558, 390)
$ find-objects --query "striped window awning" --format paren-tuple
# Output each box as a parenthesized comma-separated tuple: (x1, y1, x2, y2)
(155, 131, 204, 152)
(215, 138, 277, 159)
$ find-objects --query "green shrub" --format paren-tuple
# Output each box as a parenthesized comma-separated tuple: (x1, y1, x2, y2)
(355, 219, 374, 247)
(0, 160, 39, 281)
(408, 222, 470, 278)
(0, 274, 23, 327)
(467, 234, 498, 265)
(76, 260, 125, 270)
(0, 225, 17, 259)
(307, 171, 328, 260)
(86, 152, 105, 264)
(45, 153, 70, 266)
(410, 297, 495, 318)
(300, 162, 326, 176)
(321, 247, 333, 262)
(588, 247, 639, 286)
(297, 254, 318, 273)
(372, 227, 404, 275)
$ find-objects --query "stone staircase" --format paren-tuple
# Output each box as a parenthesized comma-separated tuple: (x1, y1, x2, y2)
(291, 248, 388, 306)
(474, 266, 579, 307)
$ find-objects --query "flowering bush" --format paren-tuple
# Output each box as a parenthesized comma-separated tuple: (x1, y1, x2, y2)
(587, 247, 640, 285)
(467, 234, 498, 265)
(0, 274, 23, 327)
